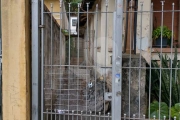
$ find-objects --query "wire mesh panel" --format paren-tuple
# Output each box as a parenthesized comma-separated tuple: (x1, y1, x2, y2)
(39, 0, 180, 119)
(120, 0, 180, 120)
(41, 0, 114, 120)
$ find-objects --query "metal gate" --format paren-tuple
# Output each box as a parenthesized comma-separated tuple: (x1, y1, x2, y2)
(32, 0, 180, 120)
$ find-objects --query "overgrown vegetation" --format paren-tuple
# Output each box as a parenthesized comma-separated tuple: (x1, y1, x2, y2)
(146, 49, 180, 118)
(64, 0, 82, 15)
(171, 103, 180, 118)
(149, 101, 169, 119)
(149, 102, 180, 119)
(147, 49, 180, 106)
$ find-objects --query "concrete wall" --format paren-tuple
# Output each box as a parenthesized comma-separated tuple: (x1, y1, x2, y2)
(82, 1, 147, 116)
(1, 0, 30, 119)
(84, 0, 180, 65)
(83, 0, 116, 77)
(135, 0, 152, 63)
(83, 0, 180, 66)
(43, 6, 66, 109)
(83, 0, 130, 76)
(105, 55, 147, 117)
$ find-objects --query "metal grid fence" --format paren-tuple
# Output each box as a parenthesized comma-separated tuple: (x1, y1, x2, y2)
(35, 0, 180, 119)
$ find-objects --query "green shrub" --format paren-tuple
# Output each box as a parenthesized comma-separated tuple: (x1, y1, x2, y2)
(152, 26, 172, 40)
(171, 103, 180, 118)
(149, 101, 169, 119)
(146, 49, 180, 106)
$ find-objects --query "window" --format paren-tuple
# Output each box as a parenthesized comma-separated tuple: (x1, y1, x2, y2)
(72, 19, 77, 26)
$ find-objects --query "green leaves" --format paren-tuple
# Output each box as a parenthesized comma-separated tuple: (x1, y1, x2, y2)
(171, 103, 180, 118)
(152, 26, 173, 40)
(149, 102, 180, 119)
(64, 0, 82, 14)
(149, 101, 169, 119)
(146, 48, 180, 107)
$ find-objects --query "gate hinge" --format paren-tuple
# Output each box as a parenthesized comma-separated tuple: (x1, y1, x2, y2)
(39, 25, 45, 28)
(105, 92, 112, 101)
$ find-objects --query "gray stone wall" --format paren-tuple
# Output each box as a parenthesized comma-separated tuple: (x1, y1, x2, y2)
(43, 5, 66, 109)
(121, 55, 147, 117)
(105, 55, 147, 117)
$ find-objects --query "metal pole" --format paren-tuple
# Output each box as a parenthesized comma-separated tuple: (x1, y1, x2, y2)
(41, 0, 45, 119)
(50, 3, 53, 120)
(169, 3, 175, 120)
(112, 0, 123, 120)
(31, 0, 40, 120)
(0, 0, 2, 119)
(159, 1, 165, 119)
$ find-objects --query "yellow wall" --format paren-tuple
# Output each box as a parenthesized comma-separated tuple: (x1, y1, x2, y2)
(44, 0, 69, 29)
(1, 0, 30, 119)
(45, 0, 61, 24)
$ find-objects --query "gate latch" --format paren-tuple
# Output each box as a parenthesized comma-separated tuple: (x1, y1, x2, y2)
(39, 25, 45, 28)
(105, 92, 112, 101)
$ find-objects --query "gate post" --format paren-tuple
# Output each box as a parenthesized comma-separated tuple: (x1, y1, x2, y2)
(112, 0, 124, 119)
(31, 0, 40, 120)
(32, 0, 40, 120)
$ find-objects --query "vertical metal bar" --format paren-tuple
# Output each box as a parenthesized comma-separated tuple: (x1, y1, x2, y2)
(148, 3, 153, 120)
(68, 3, 71, 66)
(0, 0, 1, 56)
(143, 115, 145, 120)
(72, 110, 74, 120)
(108, 113, 110, 120)
(128, 0, 133, 117)
(32, 0, 40, 119)
(133, 0, 138, 54)
(153, 115, 156, 120)
(55, 110, 57, 120)
(63, 113, 65, 120)
(86, 3, 90, 120)
(0, 0, 1, 115)
(95, 4, 98, 120)
(133, 114, 135, 120)
(112, 0, 123, 120)
(68, 3, 71, 120)
(175, 68, 178, 102)
(50, 3, 53, 120)
(104, 1, 108, 119)
(59, 0, 62, 113)
(129, 0, 133, 53)
(90, 111, 92, 120)
(169, 3, 174, 120)
(81, 111, 83, 120)
(159, 1, 165, 119)
(41, 0, 45, 118)
(124, 0, 129, 53)
(124, 114, 126, 120)
(77, 3, 80, 120)
(138, 2, 143, 118)
(99, 112, 101, 120)
(46, 109, 49, 120)
(77, 4, 80, 66)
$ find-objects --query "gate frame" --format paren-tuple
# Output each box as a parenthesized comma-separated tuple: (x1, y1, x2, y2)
(31, 0, 41, 120)
(112, 0, 124, 119)
(31, 0, 124, 119)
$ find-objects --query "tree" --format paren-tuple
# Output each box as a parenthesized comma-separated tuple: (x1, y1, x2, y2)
(64, 0, 82, 16)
